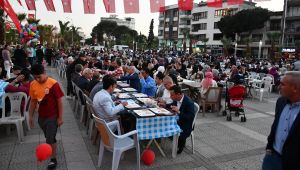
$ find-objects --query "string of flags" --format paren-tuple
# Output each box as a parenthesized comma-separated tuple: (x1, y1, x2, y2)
(15, 0, 256, 14)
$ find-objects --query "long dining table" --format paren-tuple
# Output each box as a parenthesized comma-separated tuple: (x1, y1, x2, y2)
(115, 81, 182, 158)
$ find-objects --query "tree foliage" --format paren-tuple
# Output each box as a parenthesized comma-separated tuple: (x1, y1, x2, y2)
(218, 8, 270, 37)
(147, 19, 154, 48)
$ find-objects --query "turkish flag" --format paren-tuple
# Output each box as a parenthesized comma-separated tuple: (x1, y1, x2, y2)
(1, 0, 21, 32)
(178, 0, 193, 11)
(150, 0, 165, 13)
(61, 0, 72, 13)
(124, 0, 139, 13)
(25, 0, 36, 10)
(44, 0, 56, 11)
(83, 0, 95, 14)
(103, 0, 115, 13)
(207, 0, 222, 8)
(17, 0, 23, 6)
(28, 14, 35, 19)
(227, 0, 244, 5)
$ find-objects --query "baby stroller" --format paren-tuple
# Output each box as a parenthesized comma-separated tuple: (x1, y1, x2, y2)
(225, 84, 247, 122)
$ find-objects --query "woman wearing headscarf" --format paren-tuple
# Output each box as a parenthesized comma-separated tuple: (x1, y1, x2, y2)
(200, 72, 218, 98)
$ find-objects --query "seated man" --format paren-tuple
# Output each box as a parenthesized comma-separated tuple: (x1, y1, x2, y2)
(139, 68, 156, 97)
(77, 68, 93, 94)
(167, 85, 195, 154)
(71, 64, 83, 85)
(119, 66, 140, 92)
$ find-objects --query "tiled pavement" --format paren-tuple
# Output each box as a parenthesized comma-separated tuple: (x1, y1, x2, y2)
(0, 67, 280, 170)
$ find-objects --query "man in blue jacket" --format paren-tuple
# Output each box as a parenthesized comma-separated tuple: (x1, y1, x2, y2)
(139, 68, 156, 97)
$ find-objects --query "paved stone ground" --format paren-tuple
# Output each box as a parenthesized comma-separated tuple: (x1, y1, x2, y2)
(0, 67, 280, 170)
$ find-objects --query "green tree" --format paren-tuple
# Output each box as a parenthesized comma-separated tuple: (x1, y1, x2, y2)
(201, 38, 209, 53)
(266, 32, 281, 61)
(218, 8, 269, 38)
(17, 13, 26, 23)
(221, 37, 232, 57)
(147, 19, 154, 49)
(91, 20, 118, 45)
(58, 20, 70, 48)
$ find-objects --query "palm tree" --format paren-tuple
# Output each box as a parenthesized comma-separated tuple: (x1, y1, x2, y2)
(58, 20, 70, 48)
(266, 32, 281, 61)
(221, 36, 232, 57)
(17, 13, 27, 23)
(70, 25, 82, 46)
(181, 28, 190, 53)
(242, 37, 252, 59)
(201, 38, 209, 53)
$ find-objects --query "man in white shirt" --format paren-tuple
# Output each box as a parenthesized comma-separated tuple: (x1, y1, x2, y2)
(160, 76, 174, 105)
(93, 75, 128, 121)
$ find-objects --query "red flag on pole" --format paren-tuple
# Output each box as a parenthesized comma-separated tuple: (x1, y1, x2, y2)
(25, 0, 36, 10)
(83, 0, 95, 14)
(44, 0, 56, 11)
(124, 0, 139, 13)
(207, 0, 223, 8)
(227, 0, 244, 5)
(17, 0, 23, 6)
(178, 0, 193, 11)
(150, 0, 165, 13)
(103, 0, 116, 13)
(1, 0, 21, 32)
(61, 0, 72, 13)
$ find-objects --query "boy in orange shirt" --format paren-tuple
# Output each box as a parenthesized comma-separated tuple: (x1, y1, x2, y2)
(29, 64, 64, 169)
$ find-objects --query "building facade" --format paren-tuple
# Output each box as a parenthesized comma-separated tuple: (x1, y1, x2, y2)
(282, 0, 300, 56)
(158, 1, 284, 58)
(101, 15, 135, 30)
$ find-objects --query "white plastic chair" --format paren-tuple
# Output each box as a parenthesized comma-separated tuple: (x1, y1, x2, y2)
(0, 92, 28, 142)
(93, 114, 140, 170)
(200, 87, 223, 116)
(84, 95, 95, 138)
(254, 77, 273, 101)
(190, 102, 200, 154)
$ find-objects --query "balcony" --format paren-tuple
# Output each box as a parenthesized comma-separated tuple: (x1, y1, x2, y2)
(285, 27, 300, 35)
(179, 15, 192, 19)
(165, 28, 169, 31)
(265, 40, 280, 45)
(173, 17, 178, 21)
(287, 0, 300, 6)
(158, 26, 164, 30)
(158, 35, 164, 39)
(179, 25, 190, 29)
(266, 27, 281, 31)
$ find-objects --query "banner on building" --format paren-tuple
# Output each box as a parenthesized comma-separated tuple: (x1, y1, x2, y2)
(227, 0, 244, 5)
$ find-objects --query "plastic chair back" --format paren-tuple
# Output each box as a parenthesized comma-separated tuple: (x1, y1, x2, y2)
(2, 92, 27, 118)
(93, 114, 115, 148)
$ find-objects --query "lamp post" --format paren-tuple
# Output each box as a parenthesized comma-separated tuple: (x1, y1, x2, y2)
(234, 42, 237, 57)
(258, 40, 262, 59)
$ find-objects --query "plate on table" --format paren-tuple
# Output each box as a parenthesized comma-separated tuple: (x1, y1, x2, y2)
(113, 88, 122, 93)
(133, 109, 155, 117)
(125, 103, 141, 109)
(132, 93, 148, 98)
(149, 108, 173, 116)
(117, 83, 130, 87)
(122, 88, 137, 92)
(137, 98, 157, 105)
(117, 93, 131, 99)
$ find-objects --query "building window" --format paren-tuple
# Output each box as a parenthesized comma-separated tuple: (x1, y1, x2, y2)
(192, 23, 207, 32)
(288, 7, 300, 17)
(192, 11, 208, 21)
(214, 22, 218, 29)
(198, 34, 206, 40)
(214, 8, 238, 17)
(252, 34, 263, 42)
(213, 33, 223, 40)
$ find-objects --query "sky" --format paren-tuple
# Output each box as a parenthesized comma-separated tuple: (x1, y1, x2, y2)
(8, 0, 284, 38)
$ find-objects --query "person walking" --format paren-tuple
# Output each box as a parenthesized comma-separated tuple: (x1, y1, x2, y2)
(2, 44, 13, 78)
(262, 71, 300, 170)
(28, 64, 64, 169)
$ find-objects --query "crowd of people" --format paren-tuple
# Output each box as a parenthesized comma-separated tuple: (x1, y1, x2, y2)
(1, 43, 300, 169)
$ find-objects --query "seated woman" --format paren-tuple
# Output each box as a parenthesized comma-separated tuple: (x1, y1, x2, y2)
(199, 72, 218, 98)
(5, 68, 31, 115)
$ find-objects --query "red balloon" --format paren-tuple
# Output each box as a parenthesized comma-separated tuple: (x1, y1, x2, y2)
(36, 143, 52, 162)
(142, 149, 155, 165)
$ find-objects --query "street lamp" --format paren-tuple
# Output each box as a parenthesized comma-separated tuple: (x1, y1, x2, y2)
(234, 42, 237, 57)
(258, 40, 262, 59)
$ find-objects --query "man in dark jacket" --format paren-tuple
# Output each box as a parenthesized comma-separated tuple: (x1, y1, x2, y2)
(263, 71, 300, 170)
(13, 45, 27, 69)
(167, 85, 195, 154)
(119, 66, 140, 92)
(36, 45, 44, 65)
